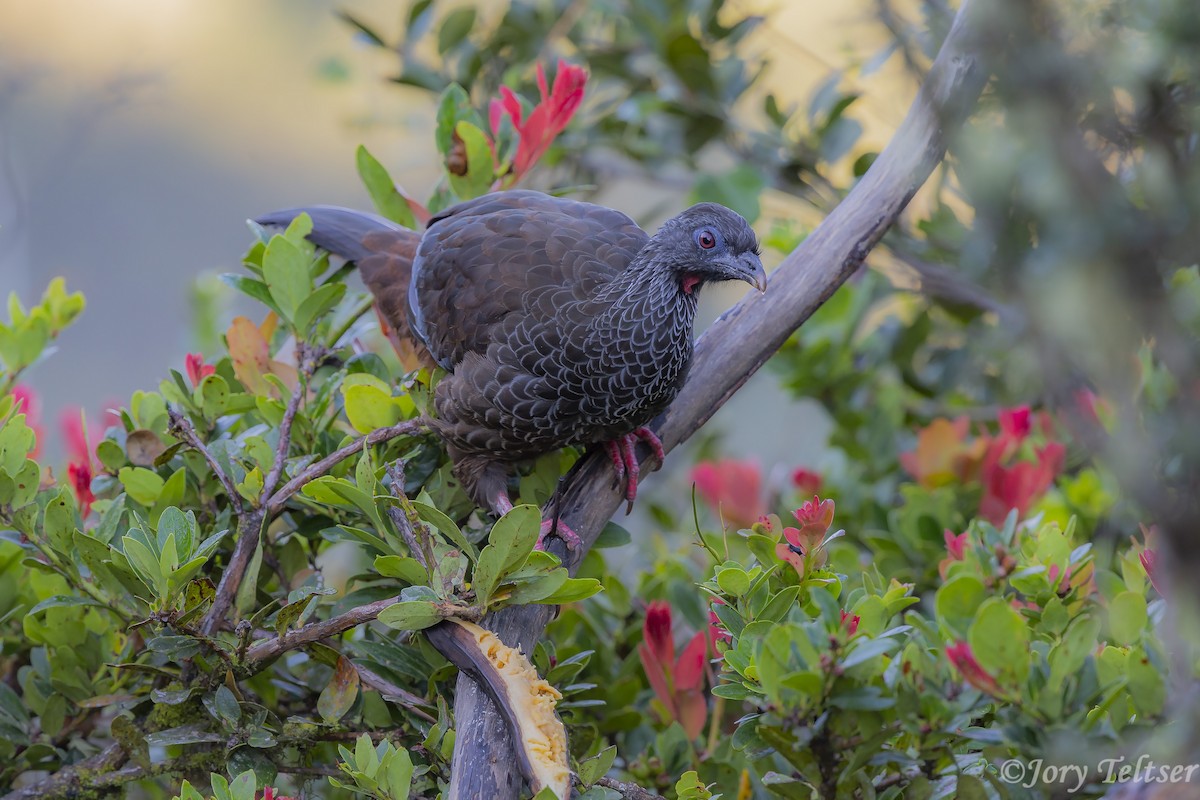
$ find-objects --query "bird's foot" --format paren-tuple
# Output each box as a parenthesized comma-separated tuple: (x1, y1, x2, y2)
(605, 427, 666, 513)
(491, 493, 581, 553)
(536, 517, 582, 552)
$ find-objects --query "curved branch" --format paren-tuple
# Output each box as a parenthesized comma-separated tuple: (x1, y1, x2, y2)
(443, 2, 992, 798)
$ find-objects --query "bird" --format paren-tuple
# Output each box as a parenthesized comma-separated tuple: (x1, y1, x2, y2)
(257, 190, 765, 547)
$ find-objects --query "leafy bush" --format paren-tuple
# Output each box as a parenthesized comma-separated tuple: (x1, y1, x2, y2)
(3, 1, 1199, 798)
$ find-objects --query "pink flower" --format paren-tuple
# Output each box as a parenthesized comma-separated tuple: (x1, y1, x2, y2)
(1140, 549, 1163, 597)
(945, 641, 1002, 696)
(691, 459, 764, 529)
(185, 353, 215, 387)
(775, 496, 836, 578)
(489, 60, 587, 184)
(840, 609, 860, 636)
(938, 529, 970, 578)
(638, 601, 714, 740)
(791, 467, 823, 497)
(9, 384, 43, 459)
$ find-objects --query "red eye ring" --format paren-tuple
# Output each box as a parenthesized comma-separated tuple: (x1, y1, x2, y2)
(698, 230, 716, 249)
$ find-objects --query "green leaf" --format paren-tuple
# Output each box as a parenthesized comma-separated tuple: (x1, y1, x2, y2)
(343, 383, 405, 434)
(293, 282, 346, 333)
(437, 7, 475, 54)
(447, 120, 495, 200)
(42, 487, 77, 556)
(220, 274, 282, 316)
(0, 412, 35, 474)
(968, 597, 1030, 686)
(317, 655, 360, 723)
(119, 467, 165, 507)
(262, 232, 312, 324)
(1108, 591, 1148, 646)
(935, 574, 986, 639)
(537, 577, 602, 605)
(488, 504, 542, 574)
(377, 600, 442, 631)
(503, 569, 570, 606)
(275, 594, 317, 637)
(197, 374, 231, 418)
(410, 500, 477, 561)
(206, 685, 241, 728)
(375, 555, 429, 584)
(356, 145, 417, 228)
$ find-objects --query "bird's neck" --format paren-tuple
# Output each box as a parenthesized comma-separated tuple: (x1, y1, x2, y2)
(593, 253, 699, 333)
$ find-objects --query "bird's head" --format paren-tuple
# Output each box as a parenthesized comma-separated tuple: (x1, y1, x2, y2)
(652, 203, 766, 296)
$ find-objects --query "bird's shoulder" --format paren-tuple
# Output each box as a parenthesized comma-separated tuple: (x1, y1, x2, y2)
(409, 191, 650, 368)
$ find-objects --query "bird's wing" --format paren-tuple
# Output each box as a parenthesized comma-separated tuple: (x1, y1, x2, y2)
(409, 190, 649, 369)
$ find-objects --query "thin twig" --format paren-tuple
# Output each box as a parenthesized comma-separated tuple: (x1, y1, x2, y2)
(169, 408, 243, 517)
(356, 664, 437, 723)
(265, 418, 428, 516)
(200, 508, 264, 636)
(593, 776, 667, 800)
(261, 342, 309, 501)
(243, 595, 400, 666)
(385, 460, 433, 568)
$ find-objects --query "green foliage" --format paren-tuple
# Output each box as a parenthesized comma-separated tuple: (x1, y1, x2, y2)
(330, 734, 417, 800)
(4, 1, 1200, 798)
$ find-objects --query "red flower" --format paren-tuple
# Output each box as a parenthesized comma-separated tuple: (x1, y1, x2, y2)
(776, 496, 837, 579)
(185, 353, 215, 387)
(791, 467, 823, 497)
(638, 601, 714, 740)
(978, 442, 1065, 525)
(490, 60, 587, 184)
(945, 641, 1002, 696)
(59, 408, 96, 518)
(840, 609, 860, 636)
(259, 789, 296, 800)
(691, 459, 764, 529)
(9, 384, 43, 460)
(998, 405, 1032, 441)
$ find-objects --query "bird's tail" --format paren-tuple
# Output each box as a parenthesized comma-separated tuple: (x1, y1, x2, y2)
(254, 206, 429, 369)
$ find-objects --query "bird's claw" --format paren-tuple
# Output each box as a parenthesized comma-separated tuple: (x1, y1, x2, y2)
(536, 517, 582, 552)
(604, 427, 665, 513)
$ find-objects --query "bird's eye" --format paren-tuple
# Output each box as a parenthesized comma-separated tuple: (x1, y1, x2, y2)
(696, 229, 717, 250)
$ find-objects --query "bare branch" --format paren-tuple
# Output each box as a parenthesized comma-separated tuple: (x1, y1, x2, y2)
(265, 418, 428, 516)
(443, 2, 991, 798)
(594, 776, 667, 800)
(169, 408, 243, 517)
(243, 595, 399, 665)
(261, 341, 314, 501)
(356, 664, 437, 723)
(199, 508, 264, 636)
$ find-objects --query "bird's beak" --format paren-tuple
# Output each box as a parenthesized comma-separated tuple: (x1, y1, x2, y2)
(738, 253, 768, 293)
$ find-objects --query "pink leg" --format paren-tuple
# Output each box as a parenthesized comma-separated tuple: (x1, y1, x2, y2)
(491, 492, 581, 551)
(606, 427, 667, 513)
(604, 440, 626, 486)
(632, 426, 666, 463)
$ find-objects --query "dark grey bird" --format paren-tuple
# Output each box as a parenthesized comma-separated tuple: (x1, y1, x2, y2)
(258, 190, 765, 545)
